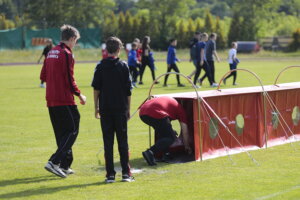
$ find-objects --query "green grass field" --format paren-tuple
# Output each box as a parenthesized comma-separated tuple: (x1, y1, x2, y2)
(1, 55, 300, 200)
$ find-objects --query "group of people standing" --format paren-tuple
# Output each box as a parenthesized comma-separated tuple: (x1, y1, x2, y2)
(125, 31, 239, 89)
(40, 24, 239, 184)
(41, 25, 191, 184)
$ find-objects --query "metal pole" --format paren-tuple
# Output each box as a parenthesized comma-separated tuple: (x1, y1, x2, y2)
(273, 66, 300, 86)
(263, 92, 268, 148)
(217, 68, 268, 148)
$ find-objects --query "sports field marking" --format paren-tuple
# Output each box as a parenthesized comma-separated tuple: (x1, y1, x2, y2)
(255, 185, 300, 200)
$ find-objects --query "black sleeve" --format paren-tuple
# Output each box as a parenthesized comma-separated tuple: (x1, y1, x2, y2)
(42, 47, 48, 56)
(91, 64, 102, 90)
(123, 62, 132, 96)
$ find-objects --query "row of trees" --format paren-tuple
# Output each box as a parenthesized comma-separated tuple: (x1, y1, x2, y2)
(1, 0, 300, 50)
(102, 10, 226, 49)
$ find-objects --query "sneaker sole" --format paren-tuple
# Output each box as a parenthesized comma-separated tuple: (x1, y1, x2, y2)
(122, 178, 135, 182)
(105, 180, 115, 183)
(44, 165, 66, 178)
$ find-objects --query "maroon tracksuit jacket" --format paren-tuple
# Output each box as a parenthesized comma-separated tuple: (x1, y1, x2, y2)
(40, 42, 81, 107)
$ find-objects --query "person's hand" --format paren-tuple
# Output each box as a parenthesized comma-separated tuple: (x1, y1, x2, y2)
(217, 57, 221, 62)
(200, 60, 204, 66)
(189, 58, 192, 62)
(95, 109, 100, 119)
(177, 59, 181, 63)
(79, 94, 86, 105)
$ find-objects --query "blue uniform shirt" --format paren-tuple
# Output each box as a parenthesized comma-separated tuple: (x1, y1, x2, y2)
(128, 49, 137, 67)
(195, 41, 206, 62)
(167, 45, 178, 65)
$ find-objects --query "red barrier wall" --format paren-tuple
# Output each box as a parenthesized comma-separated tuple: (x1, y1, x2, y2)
(156, 82, 300, 161)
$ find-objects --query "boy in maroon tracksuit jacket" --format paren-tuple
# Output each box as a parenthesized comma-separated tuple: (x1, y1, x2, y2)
(40, 24, 86, 178)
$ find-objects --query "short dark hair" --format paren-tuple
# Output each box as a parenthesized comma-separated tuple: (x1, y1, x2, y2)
(169, 38, 176, 43)
(106, 37, 123, 54)
(60, 24, 80, 41)
(231, 42, 237, 47)
(210, 33, 217, 39)
(195, 31, 201, 35)
(132, 42, 138, 48)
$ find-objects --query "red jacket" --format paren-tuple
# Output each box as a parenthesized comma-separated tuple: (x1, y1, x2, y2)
(139, 96, 188, 123)
(40, 42, 81, 107)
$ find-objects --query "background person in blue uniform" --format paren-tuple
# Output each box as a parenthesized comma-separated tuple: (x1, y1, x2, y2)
(187, 31, 201, 79)
(128, 42, 140, 87)
(163, 38, 185, 87)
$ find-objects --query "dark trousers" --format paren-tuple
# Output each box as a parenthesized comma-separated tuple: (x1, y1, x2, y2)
(140, 115, 176, 154)
(200, 60, 215, 83)
(100, 113, 131, 176)
(164, 63, 181, 85)
(224, 64, 237, 84)
(129, 65, 139, 83)
(194, 61, 213, 85)
(48, 105, 80, 169)
(139, 56, 156, 82)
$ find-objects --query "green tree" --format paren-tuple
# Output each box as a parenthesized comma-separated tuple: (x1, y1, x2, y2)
(136, 15, 149, 40)
(229, 0, 281, 41)
(186, 18, 195, 41)
(24, 0, 115, 28)
(215, 16, 226, 49)
(123, 11, 134, 43)
(0, 13, 15, 29)
(138, 0, 195, 49)
(227, 11, 241, 45)
(102, 11, 118, 41)
(195, 18, 202, 33)
(118, 11, 126, 39)
(131, 16, 140, 40)
(176, 20, 187, 48)
(289, 28, 300, 51)
(204, 10, 214, 33)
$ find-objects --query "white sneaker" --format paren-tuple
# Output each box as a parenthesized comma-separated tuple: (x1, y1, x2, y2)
(40, 83, 46, 88)
(61, 168, 75, 175)
(211, 83, 218, 87)
(45, 161, 67, 178)
(122, 174, 135, 182)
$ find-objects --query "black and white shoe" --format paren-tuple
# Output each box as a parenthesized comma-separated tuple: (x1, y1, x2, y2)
(61, 168, 75, 175)
(142, 149, 157, 166)
(105, 175, 115, 183)
(45, 161, 67, 178)
(122, 174, 135, 182)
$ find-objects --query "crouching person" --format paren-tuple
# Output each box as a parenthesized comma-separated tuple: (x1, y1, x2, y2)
(139, 96, 192, 166)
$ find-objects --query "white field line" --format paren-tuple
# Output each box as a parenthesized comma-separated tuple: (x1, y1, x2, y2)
(255, 185, 300, 200)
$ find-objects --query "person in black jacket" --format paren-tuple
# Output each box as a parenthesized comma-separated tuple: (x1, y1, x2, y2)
(38, 39, 53, 88)
(92, 36, 134, 183)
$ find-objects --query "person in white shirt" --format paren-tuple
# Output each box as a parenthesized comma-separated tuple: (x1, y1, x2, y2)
(223, 42, 239, 85)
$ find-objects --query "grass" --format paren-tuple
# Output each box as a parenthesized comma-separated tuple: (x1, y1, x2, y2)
(1, 55, 300, 199)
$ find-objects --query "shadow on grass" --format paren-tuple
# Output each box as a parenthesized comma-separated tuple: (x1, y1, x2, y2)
(0, 180, 104, 199)
(0, 175, 57, 187)
(94, 152, 194, 172)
